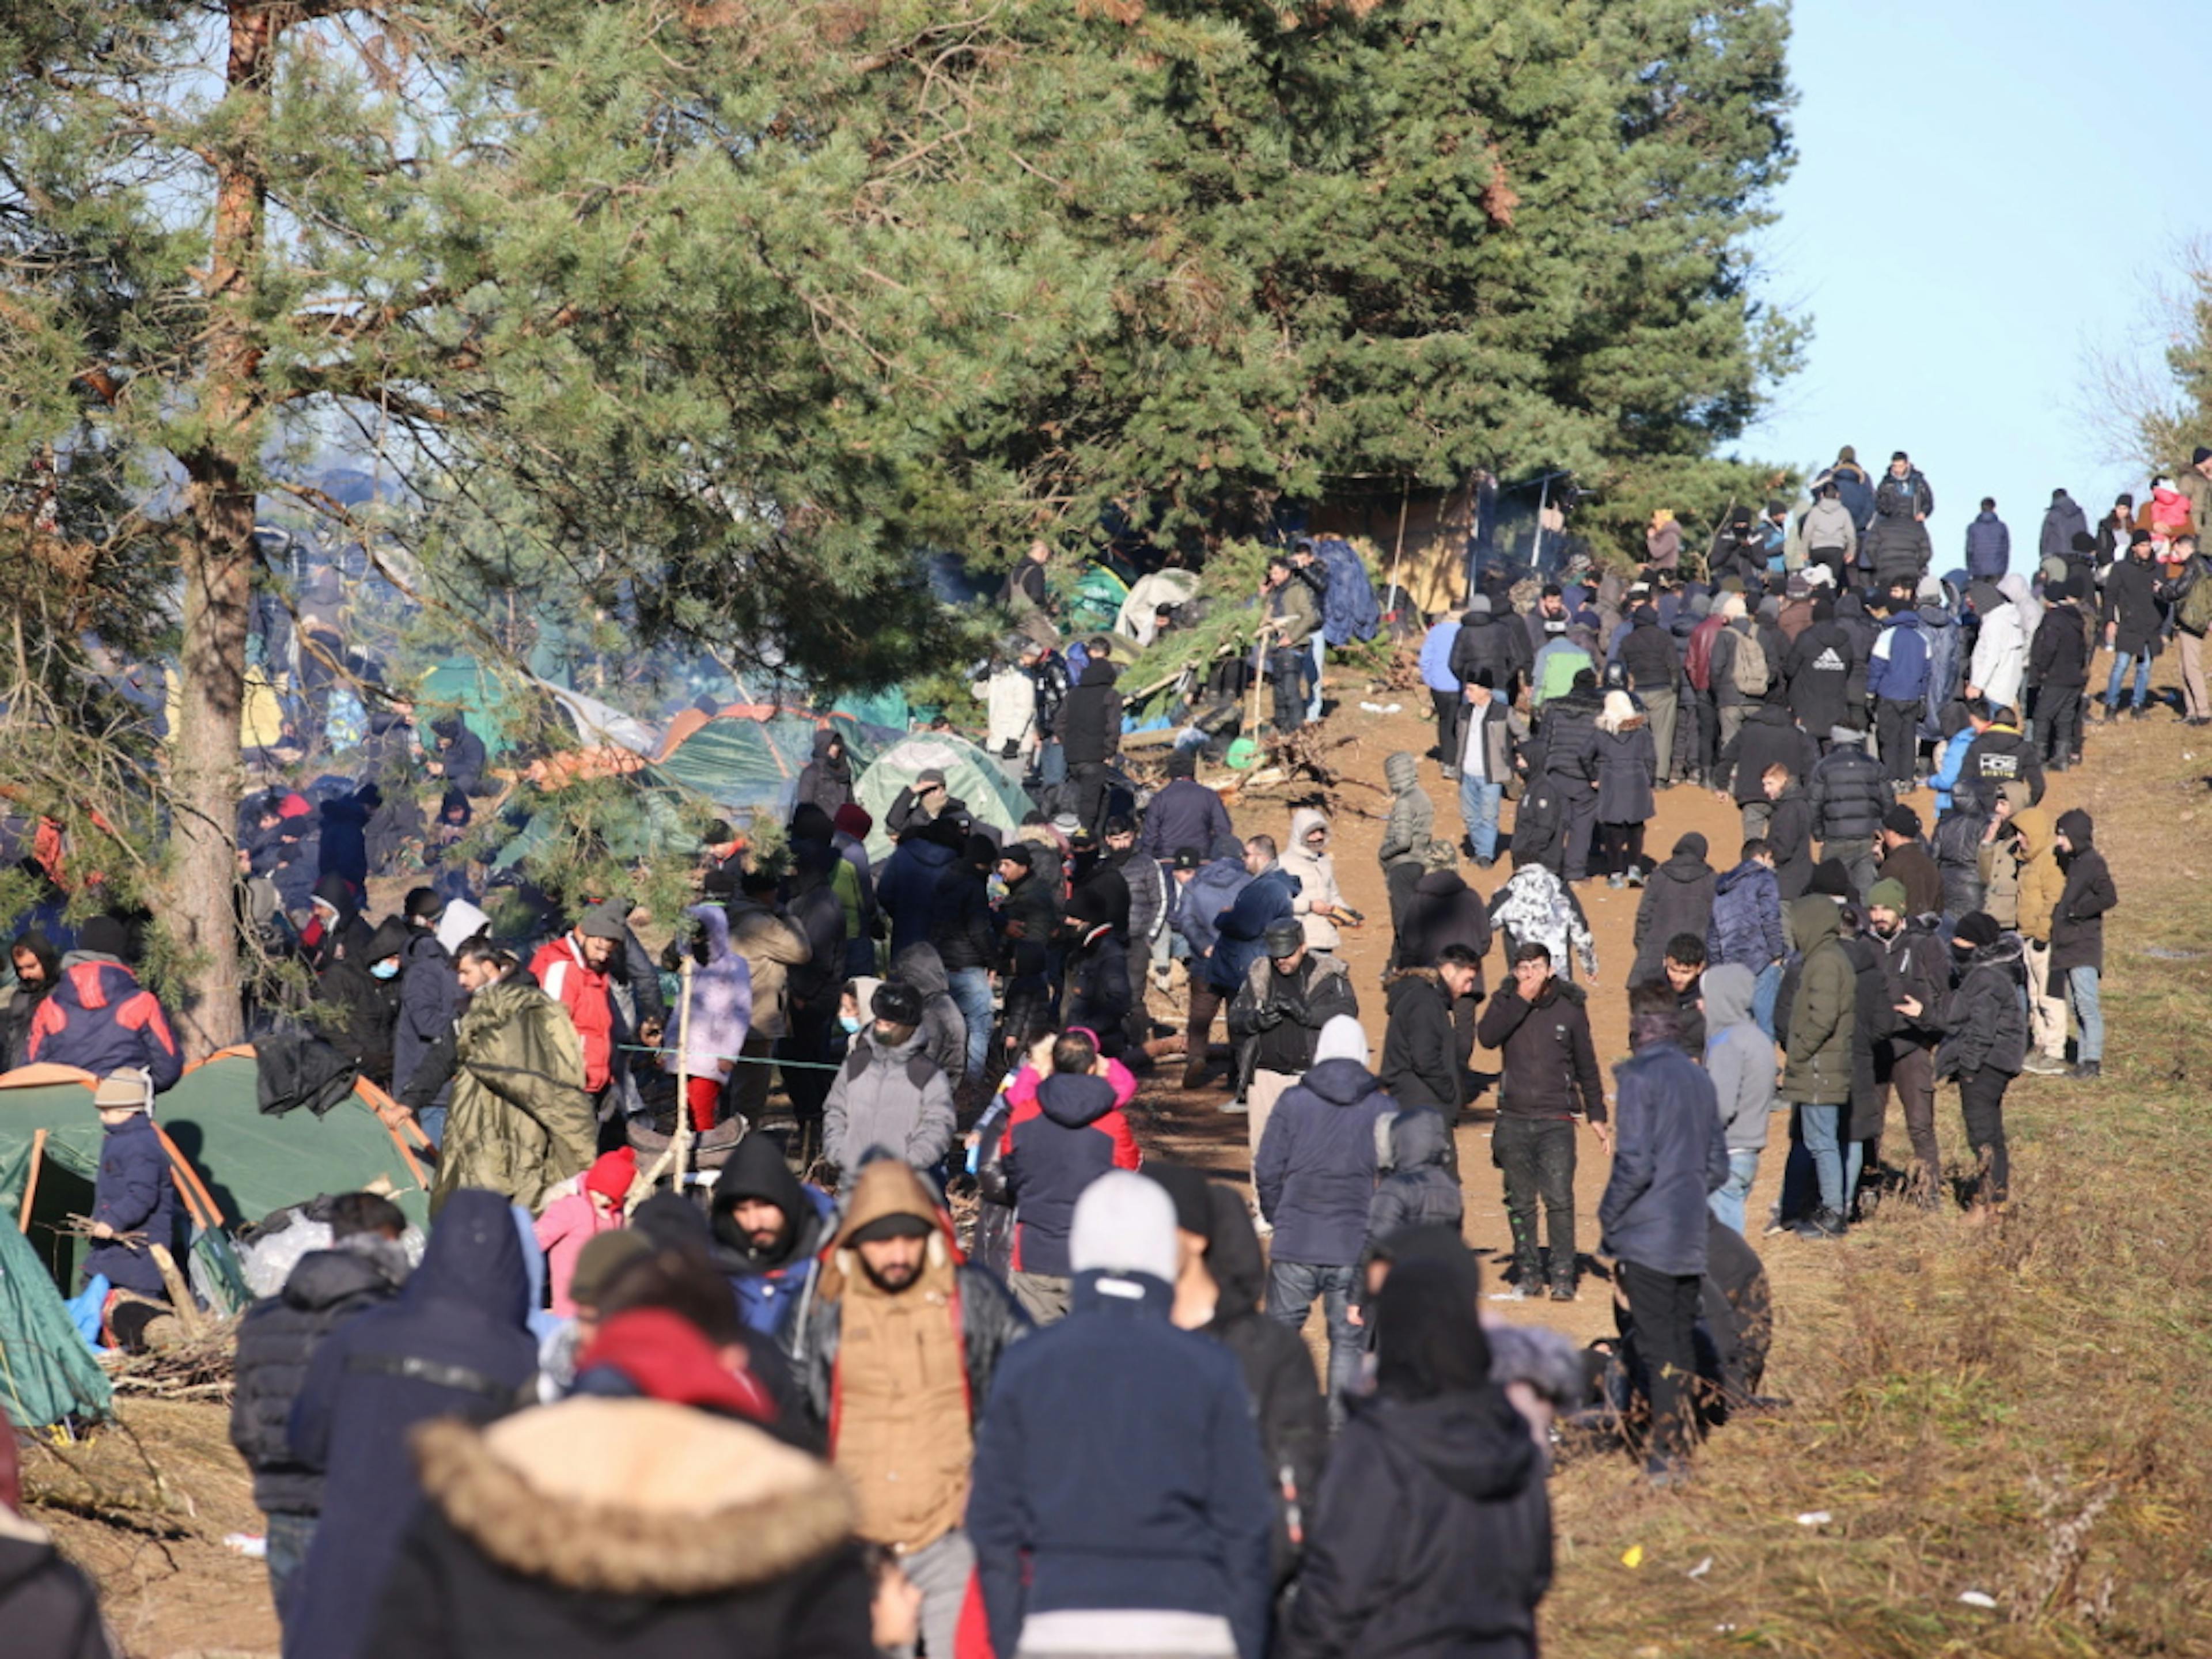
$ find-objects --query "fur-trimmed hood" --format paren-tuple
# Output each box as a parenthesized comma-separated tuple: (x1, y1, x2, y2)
(412, 1397, 854, 1597)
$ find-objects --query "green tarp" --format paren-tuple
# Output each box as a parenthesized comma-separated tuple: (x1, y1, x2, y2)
(418, 657, 513, 756)
(0, 1220, 111, 1429)
(0, 1055, 431, 1238)
(651, 711, 889, 818)
(853, 733, 1034, 863)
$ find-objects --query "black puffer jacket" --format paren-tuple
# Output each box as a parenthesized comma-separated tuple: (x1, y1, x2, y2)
(1198, 1186, 1331, 1590)
(1807, 741, 1892, 843)
(1366, 1108, 1464, 1240)
(1629, 838, 1715, 985)
(1784, 619, 1857, 740)
(228, 1243, 404, 1516)
(1055, 660, 1123, 766)
(1392, 869, 1492, 978)
(1934, 934, 2028, 1080)
(1534, 684, 1602, 784)
(2029, 600, 2092, 690)
(2100, 555, 2165, 657)
(1449, 611, 1528, 694)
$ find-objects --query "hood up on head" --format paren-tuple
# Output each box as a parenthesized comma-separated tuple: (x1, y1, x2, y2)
(2054, 808, 2094, 850)
(1788, 894, 1843, 952)
(1035, 1069, 1118, 1128)
(1701, 961, 1757, 1028)
(406, 1188, 531, 1330)
(1202, 1183, 1267, 1322)
(889, 942, 950, 998)
(1384, 752, 1420, 795)
(817, 1158, 953, 1302)
(1387, 1107, 1453, 1171)
(709, 1134, 816, 1271)
(1287, 805, 1331, 852)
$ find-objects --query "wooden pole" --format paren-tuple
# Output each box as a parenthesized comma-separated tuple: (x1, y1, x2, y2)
(1387, 478, 1412, 617)
(17, 1128, 46, 1233)
(672, 955, 696, 1196)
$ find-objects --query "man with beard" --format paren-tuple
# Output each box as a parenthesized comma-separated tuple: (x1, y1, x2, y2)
(794, 1160, 1028, 1659)
(707, 1132, 836, 1346)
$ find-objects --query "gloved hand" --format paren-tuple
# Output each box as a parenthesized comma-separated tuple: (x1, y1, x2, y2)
(1252, 999, 1286, 1031)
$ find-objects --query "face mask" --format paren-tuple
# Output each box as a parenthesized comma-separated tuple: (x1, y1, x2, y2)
(370, 960, 400, 980)
(839, 1014, 863, 1035)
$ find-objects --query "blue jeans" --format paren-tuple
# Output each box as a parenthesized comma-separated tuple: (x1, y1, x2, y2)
(1268, 1260, 1362, 1426)
(418, 1105, 448, 1149)
(264, 1510, 317, 1628)
(1799, 1101, 1846, 1217)
(1752, 961, 1781, 1041)
(945, 967, 994, 1080)
(2067, 965, 2104, 1063)
(1458, 776, 1504, 861)
(1709, 1149, 1760, 1234)
(1039, 739, 1067, 787)
(2105, 650, 2153, 711)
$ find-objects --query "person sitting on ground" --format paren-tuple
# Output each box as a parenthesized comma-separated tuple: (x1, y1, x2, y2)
(229, 1192, 410, 1622)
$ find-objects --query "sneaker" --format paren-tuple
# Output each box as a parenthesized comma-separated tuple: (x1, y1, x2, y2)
(2021, 1054, 2070, 1077)
(1548, 1282, 1577, 1302)
(1763, 1213, 1793, 1238)
(1624, 868, 1647, 888)
(1440, 765, 1460, 782)
(2131, 704, 2152, 720)
(2073, 1060, 2102, 1080)
(1607, 873, 1626, 889)
(1793, 1207, 1846, 1240)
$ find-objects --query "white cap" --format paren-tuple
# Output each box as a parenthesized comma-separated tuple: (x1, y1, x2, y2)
(1069, 1171, 1178, 1286)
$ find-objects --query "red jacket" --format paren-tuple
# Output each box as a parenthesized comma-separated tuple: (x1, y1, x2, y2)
(27, 958, 183, 1092)
(529, 934, 615, 1093)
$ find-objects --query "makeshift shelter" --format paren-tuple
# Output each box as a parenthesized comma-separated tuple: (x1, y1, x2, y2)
(853, 733, 1032, 862)
(0, 1219, 112, 1429)
(0, 1052, 432, 1312)
(650, 706, 891, 820)
(418, 656, 514, 755)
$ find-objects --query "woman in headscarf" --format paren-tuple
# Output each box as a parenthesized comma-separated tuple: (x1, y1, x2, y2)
(1280, 1253, 1552, 1659)
(1592, 689, 1657, 888)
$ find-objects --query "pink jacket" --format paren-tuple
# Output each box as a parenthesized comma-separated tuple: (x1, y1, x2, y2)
(534, 1192, 618, 1318)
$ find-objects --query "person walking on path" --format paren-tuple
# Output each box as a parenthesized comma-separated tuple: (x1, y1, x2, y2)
(1381, 944, 1482, 1127)
(1629, 832, 1715, 987)
(1781, 895, 1856, 1240)
(1616, 604, 1682, 786)
(1600, 984, 1730, 1483)
(1592, 690, 1658, 887)
(1477, 942, 1607, 1300)
(1254, 1014, 1393, 1424)
(1457, 671, 1517, 867)
(1486, 862, 1599, 987)
(2050, 810, 2116, 1081)
(967, 1171, 1275, 1659)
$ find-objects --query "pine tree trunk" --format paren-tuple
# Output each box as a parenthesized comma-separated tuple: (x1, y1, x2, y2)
(165, 1, 278, 1058)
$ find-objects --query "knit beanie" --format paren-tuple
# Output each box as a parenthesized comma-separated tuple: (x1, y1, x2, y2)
(569, 1230, 652, 1310)
(1141, 1161, 1216, 1241)
(1069, 1171, 1179, 1285)
(1883, 804, 1922, 838)
(1953, 912, 2002, 950)
(79, 915, 130, 960)
(1867, 878, 1909, 913)
(92, 1069, 153, 1115)
(1808, 859, 1853, 899)
(1313, 1014, 1370, 1066)
(583, 1147, 638, 1207)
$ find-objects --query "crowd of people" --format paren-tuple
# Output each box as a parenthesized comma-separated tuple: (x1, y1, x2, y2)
(4, 442, 2201, 1659)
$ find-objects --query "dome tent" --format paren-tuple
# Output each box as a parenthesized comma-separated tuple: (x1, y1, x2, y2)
(853, 732, 1032, 863)
(649, 705, 893, 820)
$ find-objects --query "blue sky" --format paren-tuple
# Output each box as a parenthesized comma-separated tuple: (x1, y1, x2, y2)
(1742, 0, 2211, 559)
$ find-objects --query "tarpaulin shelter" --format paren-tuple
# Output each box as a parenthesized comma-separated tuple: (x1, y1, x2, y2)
(418, 656, 513, 756)
(0, 1219, 112, 1429)
(853, 733, 1032, 863)
(0, 1052, 432, 1309)
(650, 706, 892, 820)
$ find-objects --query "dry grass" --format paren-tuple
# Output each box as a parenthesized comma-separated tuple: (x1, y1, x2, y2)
(1537, 726, 2212, 1658)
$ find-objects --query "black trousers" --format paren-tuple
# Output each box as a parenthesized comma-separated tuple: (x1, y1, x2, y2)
(1878, 1041, 1940, 1192)
(1957, 1066, 2010, 1204)
(1875, 697, 1921, 783)
(1620, 1259, 1703, 1463)
(2040, 686, 2084, 764)
(1268, 647, 1309, 732)
(1431, 688, 1466, 768)
(1596, 821, 1646, 877)
(1560, 784, 1600, 882)
(1070, 761, 1111, 836)
(1493, 1115, 1577, 1287)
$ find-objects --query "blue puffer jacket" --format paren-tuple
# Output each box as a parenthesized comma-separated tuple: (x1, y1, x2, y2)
(1598, 1041, 1729, 1277)
(29, 956, 184, 1092)
(1868, 610, 1931, 702)
(1207, 865, 1298, 993)
(1707, 860, 1785, 971)
(1254, 1058, 1391, 1267)
(87, 1113, 177, 1297)
(1317, 537, 1381, 647)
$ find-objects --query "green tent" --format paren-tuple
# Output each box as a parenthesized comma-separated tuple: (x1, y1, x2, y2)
(650, 707, 891, 819)
(0, 1219, 112, 1429)
(0, 1054, 433, 1296)
(852, 733, 1034, 863)
(418, 656, 514, 756)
